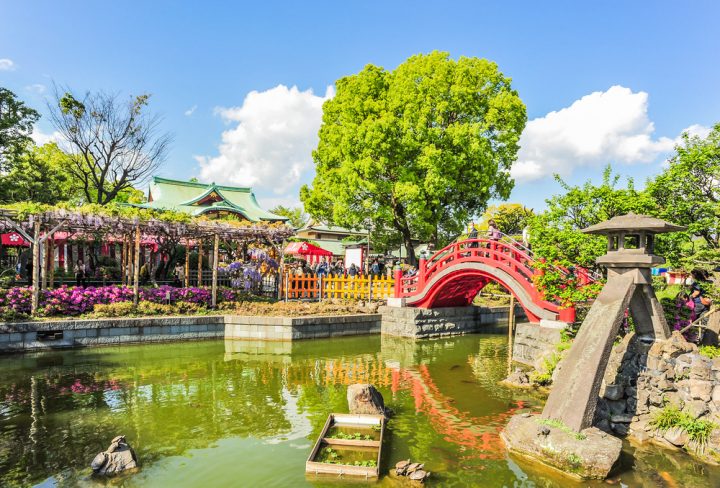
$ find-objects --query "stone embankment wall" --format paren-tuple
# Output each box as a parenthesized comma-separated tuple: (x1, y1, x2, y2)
(596, 331, 720, 462)
(224, 314, 381, 340)
(380, 305, 523, 338)
(0, 304, 521, 353)
(512, 320, 566, 366)
(0, 316, 225, 352)
(0, 314, 382, 352)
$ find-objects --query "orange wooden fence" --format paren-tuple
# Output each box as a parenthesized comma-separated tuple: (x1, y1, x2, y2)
(282, 273, 395, 300)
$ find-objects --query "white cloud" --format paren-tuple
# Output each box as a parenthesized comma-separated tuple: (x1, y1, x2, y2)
(197, 84, 334, 195)
(184, 105, 197, 116)
(682, 124, 712, 139)
(512, 85, 677, 182)
(31, 127, 63, 146)
(25, 83, 46, 94)
(0, 58, 15, 71)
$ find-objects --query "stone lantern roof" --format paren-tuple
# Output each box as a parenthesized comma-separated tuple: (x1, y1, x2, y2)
(582, 213, 686, 235)
(582, 214, 685, 269)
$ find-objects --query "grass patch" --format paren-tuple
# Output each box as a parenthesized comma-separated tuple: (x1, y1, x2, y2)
(699, 345, 720, 359)
(530, 352, 563, 386)
(650, 405, 717, 449)
(537, 418, 587, 440)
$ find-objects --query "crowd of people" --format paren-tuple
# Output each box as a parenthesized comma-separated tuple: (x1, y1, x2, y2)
(286, 257, 398, 279)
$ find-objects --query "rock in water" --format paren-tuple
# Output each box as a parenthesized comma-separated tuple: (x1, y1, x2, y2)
(91, 435, 138, 476)
(347, 384, 387, 416)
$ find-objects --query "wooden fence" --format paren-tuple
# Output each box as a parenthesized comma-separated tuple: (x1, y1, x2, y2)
(282, 273, 395, 301)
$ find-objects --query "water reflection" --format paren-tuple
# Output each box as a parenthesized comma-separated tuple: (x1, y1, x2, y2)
(0, 335, 717, 487)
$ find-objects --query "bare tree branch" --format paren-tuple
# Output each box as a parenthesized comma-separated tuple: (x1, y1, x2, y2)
(48, 85, 173, 204)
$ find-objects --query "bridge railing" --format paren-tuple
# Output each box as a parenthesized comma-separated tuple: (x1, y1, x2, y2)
(396, 237, 538, 298)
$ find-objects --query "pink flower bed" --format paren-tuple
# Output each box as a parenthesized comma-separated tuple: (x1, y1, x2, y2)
(0, 285, 242, 317)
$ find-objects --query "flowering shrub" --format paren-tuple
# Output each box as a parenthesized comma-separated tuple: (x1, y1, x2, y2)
(533, 260, 603, 309)
(221, 247, 279, 291)
(0, 284, 247, 318)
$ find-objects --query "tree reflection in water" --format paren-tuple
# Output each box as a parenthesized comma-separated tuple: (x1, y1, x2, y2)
(0, 335, 718, 488)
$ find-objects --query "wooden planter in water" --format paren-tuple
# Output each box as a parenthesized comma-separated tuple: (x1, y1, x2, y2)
(306, 413, 385, 479)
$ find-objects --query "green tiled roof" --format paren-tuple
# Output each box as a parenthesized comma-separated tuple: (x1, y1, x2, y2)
(132, 177, 288, 223)
(299, 220, 367, 235)
(312, 239, 347, 256)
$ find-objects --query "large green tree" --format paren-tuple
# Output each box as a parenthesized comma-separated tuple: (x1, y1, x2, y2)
(0, 142, 80, 204)
(0, 88, 39, 171)
(301, 51, 526, 263)
(646, 124, 720, 268)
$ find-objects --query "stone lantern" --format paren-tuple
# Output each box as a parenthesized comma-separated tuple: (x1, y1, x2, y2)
(540, 214, 686, 433)
(502, 214, 686, 480)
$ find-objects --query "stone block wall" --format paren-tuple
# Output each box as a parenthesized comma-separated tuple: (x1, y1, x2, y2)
(224, 314, 381, 341)
(512, 320, 565, 366)
(597, 331, 720, 463)
(0, 316, 225, 352)
(380, 305, 522, 338)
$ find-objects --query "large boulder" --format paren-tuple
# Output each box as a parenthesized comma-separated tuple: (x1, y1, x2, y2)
(347, 384, 387, 416)
(91, 435, 138, 476)
(501, 413, 622, 480)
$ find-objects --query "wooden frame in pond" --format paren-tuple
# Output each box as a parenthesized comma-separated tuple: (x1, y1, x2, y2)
(306, 413, 385, 478)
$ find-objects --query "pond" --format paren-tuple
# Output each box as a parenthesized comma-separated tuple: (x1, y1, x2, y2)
(0, 332, 718, 487)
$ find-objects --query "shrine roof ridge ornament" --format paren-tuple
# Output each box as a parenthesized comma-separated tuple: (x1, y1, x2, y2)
(581, 213, 686, 235)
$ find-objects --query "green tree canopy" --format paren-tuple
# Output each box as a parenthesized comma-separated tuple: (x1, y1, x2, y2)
(530, 166, 655, 269)
(269, 205, 307, 228)
(646, 125, 720, 269)
(0, 88, 39, 171)
(477, 203, 534, 235)
(0, 142, 80, 204)
(301, 51, 526, 263)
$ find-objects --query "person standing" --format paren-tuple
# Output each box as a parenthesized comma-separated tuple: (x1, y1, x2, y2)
(74, 259, 87, 287)
(690, 268, 713, 317)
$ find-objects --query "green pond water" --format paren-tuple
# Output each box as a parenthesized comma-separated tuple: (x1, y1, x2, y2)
(1, 333, 719, 487)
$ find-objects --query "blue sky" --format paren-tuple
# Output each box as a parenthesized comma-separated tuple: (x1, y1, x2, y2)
(1, 0, 718, 212)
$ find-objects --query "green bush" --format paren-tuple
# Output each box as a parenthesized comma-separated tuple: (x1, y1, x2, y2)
(136, 301, 175, 316)
(0, 307, 29, 321)
(92, 302, 136, 317)
(650, 405, 717, 449)
(699, 345, 720, 359)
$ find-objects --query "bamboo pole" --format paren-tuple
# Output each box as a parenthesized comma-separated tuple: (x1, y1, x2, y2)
(133, 226, 140, 306)
(184, 241, 190, 288)
(31, 221, 41, 314)
(211, 234, 219, 308)
(508, 294, 516, 372)
(197, 240, 203, 286)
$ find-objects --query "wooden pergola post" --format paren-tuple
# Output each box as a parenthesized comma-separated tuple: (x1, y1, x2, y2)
(184, 240, 190, 288)
(211, 233, 219, 308)
(120, 238, 126, 286)
(31, 221, 41, 314)
(133, 226, 141, 306)
(197, 240, 203, 286)
(48, 238, 55, 289)
(40, 238, 50, 290)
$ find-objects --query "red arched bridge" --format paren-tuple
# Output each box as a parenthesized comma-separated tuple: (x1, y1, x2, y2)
(393, 237, 592, 323)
